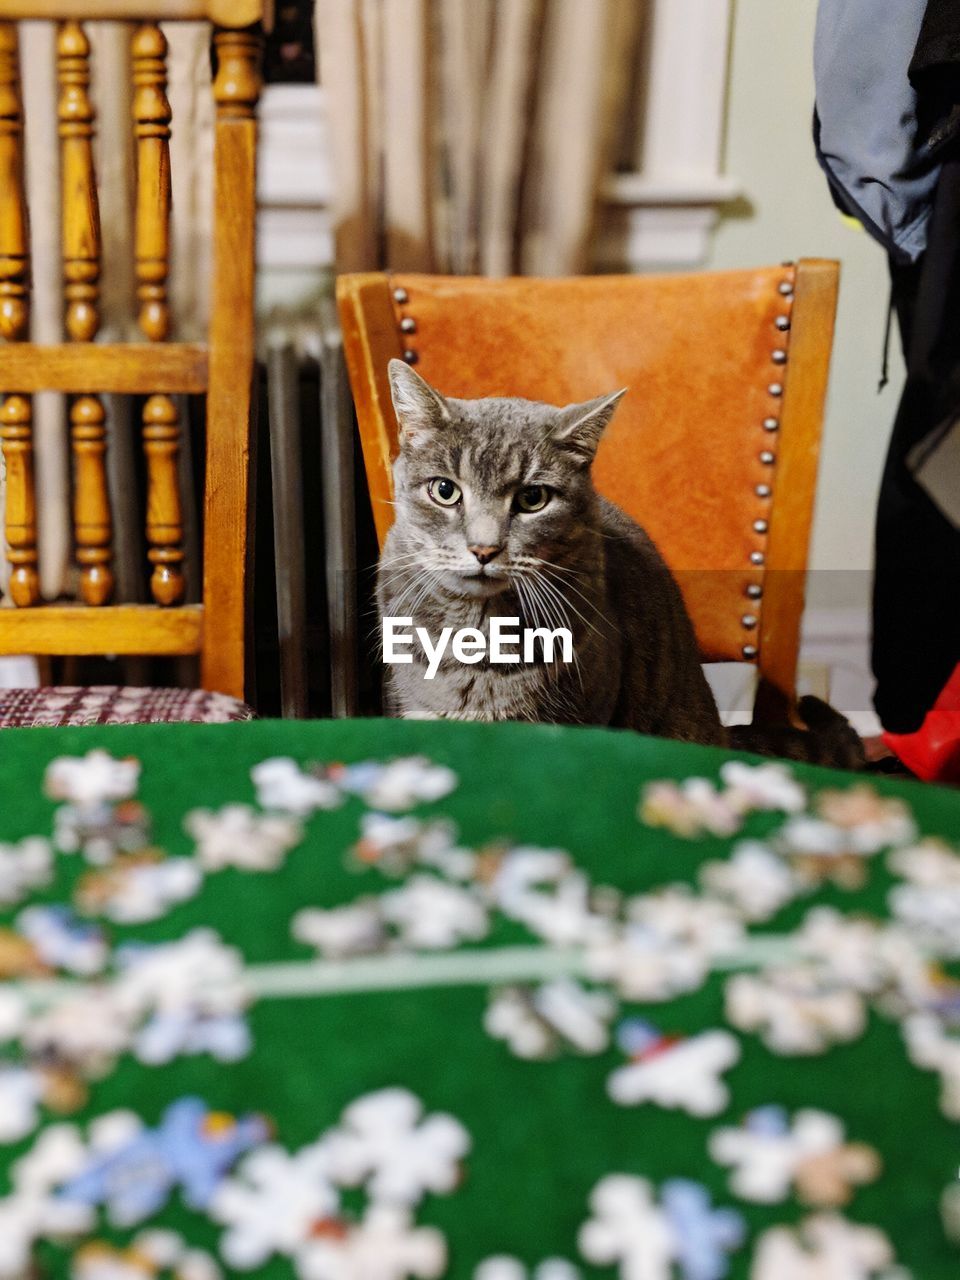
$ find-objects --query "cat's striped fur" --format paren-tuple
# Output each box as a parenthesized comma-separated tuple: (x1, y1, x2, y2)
(378, 360, 862, 767)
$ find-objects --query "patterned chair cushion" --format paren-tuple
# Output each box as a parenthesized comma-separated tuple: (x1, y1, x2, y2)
(0, 686, 256, 728)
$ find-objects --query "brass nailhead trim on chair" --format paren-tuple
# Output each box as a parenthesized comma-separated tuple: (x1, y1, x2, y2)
(742, 266, 795, 662)
(390, 283, 419, 364)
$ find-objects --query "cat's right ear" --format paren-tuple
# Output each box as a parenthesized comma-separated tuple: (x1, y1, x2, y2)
(388, 358, 451, 447)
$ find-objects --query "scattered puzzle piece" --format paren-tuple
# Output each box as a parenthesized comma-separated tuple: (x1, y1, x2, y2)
(639, 778, 741, 840)
(607, 1021, 740, 1117)
(292, 902, 387, 959)
(699, 842, 805, 923)
(719, 761, 806, 815)
(211, 1142, 340, 1270)
(324, 1088, 470, 1207)
(185, 805, 303, 873)
(16, 905, 108, 977)
(474, 1257, 580, 1280)
(725, 968, 865, 1056)
(709, 1107, 881, 1207)
(72, 1233, 222, 1280)
(0, 1063, 41, 1144)
(661, 1178, 746, 1280)
(902, 1014, 960, 1120)
(251, 758, 343, 817)
(889, 883, 960, 959)
(328, 756, 457, 812)
(57, 1097, 270, 1228)
(578, 1175, 675, 1279)
(350, 814, 463, 877)
(889, 838, 960, 888)
(0, 837, 52, 907)
(814, 786, 917, 854)
(484, 980, 616, 1060)
(586, 924, 710, 1002)
(578, 1174, 743, 1280)
(379, 875, 489, 950)
(749, 1214, 899, 1279)
(295, 1205, 447, 1280)
(76, 855, 202, 924)
(45, 751, 140, 809)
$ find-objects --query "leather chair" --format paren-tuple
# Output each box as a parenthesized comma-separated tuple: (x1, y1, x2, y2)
(337, 262, 840, 723)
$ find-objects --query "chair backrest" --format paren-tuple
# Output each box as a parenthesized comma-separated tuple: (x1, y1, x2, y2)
(0, 1, 262, 700)
(337, 262, 839, 721)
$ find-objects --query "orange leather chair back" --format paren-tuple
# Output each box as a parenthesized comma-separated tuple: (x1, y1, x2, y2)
(337, 263, 839, 719)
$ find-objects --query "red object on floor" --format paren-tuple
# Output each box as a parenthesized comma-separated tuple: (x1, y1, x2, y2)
(883, 665, 960, 782)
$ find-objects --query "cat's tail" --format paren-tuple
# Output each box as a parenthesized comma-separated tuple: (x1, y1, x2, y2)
(728, 695, 866, 770)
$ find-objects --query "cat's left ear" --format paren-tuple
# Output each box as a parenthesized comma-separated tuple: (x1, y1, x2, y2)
(552, 388, 627, 465)
(388, 358, 451, 447)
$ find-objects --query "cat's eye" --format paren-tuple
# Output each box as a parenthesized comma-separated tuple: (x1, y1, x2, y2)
(514, 485, 551, 513)
(427, 477, 462, 507)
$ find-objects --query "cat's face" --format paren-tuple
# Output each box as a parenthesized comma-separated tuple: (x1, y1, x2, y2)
(387, 359, 625, 598)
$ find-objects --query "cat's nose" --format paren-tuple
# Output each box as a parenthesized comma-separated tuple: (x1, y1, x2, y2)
(469, 544, 502, 566)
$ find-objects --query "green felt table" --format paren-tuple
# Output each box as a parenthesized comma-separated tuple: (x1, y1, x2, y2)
(1, 717, 959, 1279)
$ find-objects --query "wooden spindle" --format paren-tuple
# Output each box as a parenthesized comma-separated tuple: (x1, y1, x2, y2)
(0, 22, 28, 341)
(213, 27, 262, 121)
(58, 21, 100, 342)
(132, 22, 170, 342)
(133, 23, 184, 605)
(58, 21, 113, 605)
(0, 395, 39, 606)
(70, 395, 112, 606)
(142, 395, 184, 605)
(0, 24, 38, 607)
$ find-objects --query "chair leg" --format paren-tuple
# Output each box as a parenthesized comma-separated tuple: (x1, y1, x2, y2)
(320, 300, 359, 718)
(267, 337, 309, 719)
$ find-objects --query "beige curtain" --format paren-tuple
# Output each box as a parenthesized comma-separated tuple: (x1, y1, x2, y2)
(316, 0, 642, 276)
(1, 20, 211, 607)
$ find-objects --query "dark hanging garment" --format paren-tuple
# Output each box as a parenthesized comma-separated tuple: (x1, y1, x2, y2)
(871, 2, 960, 732)
(873, 153, 960, 733)
(909, 0, 960, 153)
(813, 0, 960, 731)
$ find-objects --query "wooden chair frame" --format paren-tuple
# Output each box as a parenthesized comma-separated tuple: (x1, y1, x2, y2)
(0, 2, 262, 700)
(337, 261, 839, 723)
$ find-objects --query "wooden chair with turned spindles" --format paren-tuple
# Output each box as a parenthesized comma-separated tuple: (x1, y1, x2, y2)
(0, 2, 262, 726)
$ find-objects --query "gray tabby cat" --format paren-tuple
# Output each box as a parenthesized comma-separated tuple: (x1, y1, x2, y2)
(378, 359, 862, 765)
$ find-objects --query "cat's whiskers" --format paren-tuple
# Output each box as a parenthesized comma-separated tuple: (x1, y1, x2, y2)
(528, 560, 615, 634)
(510, 569, 585, 696)
(517, 564, 605, 643)
(513, 553, 589, 582)
(382, 557, 452, 616)
(405, 562, 457, 620)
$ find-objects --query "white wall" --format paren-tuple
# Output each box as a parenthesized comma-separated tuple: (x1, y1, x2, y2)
(704, 0, 902, 617)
